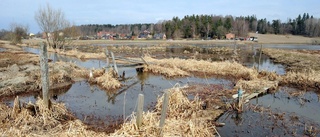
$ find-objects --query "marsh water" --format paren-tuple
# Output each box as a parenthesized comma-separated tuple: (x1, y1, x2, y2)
(2, 44, 320, 135)
(0, 47, 5, 52)
(217, 87, 320, 136)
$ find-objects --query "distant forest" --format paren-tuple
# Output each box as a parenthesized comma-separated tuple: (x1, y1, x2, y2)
(78, 13, 320, 39)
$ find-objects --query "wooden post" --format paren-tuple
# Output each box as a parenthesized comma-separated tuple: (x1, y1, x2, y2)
(258, 44, 262, 72)
(233, 40, 237, 55)
(140, 46, 144, 57)
(123, 91, 127, 122)
(136, 94, 144, 129)
(53, 53, 58, 63)
(110, 51, 118, 76)
(237, 88, 243, 112)
(159, 91, 170, 134)
(40, 42, 49, 108)
(89, 69, 93, 78)
(105, 49, 109, 73)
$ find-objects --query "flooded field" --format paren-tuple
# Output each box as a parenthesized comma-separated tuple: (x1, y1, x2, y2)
(217, 86, 320, 136)
(1, 42, 319, 136)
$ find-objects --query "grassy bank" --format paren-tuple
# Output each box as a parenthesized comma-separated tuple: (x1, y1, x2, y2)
(263, 48, 320, 91)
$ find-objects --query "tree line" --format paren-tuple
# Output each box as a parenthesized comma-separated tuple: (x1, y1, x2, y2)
(78, 13, 320, 39)
(1, 13, 320, 43)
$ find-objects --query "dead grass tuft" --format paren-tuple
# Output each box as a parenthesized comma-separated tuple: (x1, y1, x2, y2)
(236, 79, 279, 93)
(144, 64, 190, 77)
(87, 68, 122, 90)
(61, 49, 105, 59)
(282, 70, 320, 91)
(0, 98, 108, 136)
(263, 48, 320, 72)
(143, 55, 258, 80)
(263, 48, 320, 91)
(111, 85, 218, 136)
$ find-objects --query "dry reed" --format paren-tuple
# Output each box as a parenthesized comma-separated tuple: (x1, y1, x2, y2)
(111, 85, 218, 137)
(263, 48, 320, 71)
(263, 48, 320, 91)
(87, 68, 122, 90)
(0, 98, 108, 136)
(282, 70, 320, 91)
(143, 55, 258, 80)
(144, 64, 190, 77)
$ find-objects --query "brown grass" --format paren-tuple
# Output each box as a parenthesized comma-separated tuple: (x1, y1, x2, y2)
(263, 48, 320, 71)
(144, 64, 190, 77)
(282, 70, 320, 91)
(0, 60, 87, 97)
(111, 86, 220, 136)
(263, 48, 320, 91)
(87, 68, 122, 90)
(59, 49, 105, 59)
(0, 98, 108, 136)
(143, 56, 258, 80)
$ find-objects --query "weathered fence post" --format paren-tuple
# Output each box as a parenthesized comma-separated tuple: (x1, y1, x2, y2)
(140, 45, 144, 57)
(233, 39, 237, 55)
(40, 42, 49, 108)
(53, 52, 59, 63)
(110, 51, 118, 76)
(258, 44, 263, 72)
(237, 87, 243, 112)
(136, 94, 144, 129)
(159, 91, 170, 135)
(105, 49, 109, 73)
(123, 91, 127, 122)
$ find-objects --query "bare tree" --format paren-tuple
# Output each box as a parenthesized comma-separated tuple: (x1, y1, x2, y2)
(35, 4, 71, 50)
(233, 17, 249, 37)
(154, 21, 163, 34)
(9, 23, 29, 44)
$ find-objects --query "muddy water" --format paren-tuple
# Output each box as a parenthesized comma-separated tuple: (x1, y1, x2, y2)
(0, 48, 5, 52)
(217, 87, 320, 136)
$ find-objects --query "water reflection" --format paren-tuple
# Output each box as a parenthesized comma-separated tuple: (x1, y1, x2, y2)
(0, 47, 6, 52)
(22, 47, 106, 69)
(243, 54, 286, 75)
(217, 87, 320, 136)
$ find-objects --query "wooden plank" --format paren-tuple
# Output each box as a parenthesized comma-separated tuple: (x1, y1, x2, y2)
(115, 57, 145, 64)
(244, 93, 259, 101)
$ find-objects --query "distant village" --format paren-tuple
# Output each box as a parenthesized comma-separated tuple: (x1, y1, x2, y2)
(32, 30, 258, 42)
(94, 30, 167, 40)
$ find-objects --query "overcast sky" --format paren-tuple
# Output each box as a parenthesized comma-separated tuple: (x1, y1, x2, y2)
(1, 0, 319, 33)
